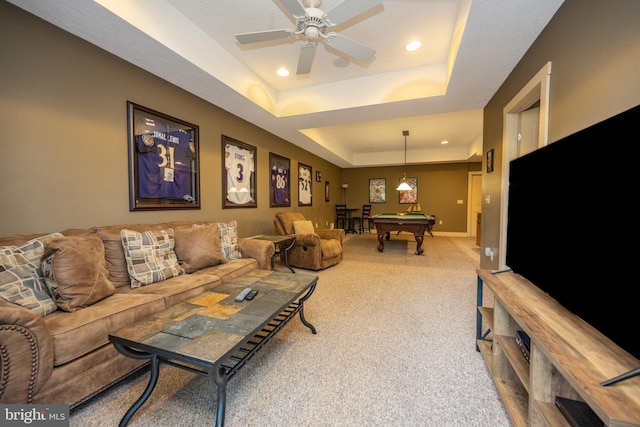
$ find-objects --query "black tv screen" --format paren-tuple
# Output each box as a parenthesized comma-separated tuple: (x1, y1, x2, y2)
(506, 104, 638, 361)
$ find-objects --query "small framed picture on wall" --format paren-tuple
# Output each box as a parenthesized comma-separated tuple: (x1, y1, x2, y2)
(487, 148, 494, 173)
(369, 178, 386, 203)
(398, 177, 418, 204)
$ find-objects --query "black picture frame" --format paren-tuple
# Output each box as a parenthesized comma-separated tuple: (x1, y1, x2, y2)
(325, 181, 330, 202)
(487, 148, 494, 173)
(369, 178, 386, 203)
(298, 163, 312, 206)
(127, 101, 200, 211)
(269, 152, 291, 207)
(399, 177, 418, 204)
(222, 135, 257, 208)
(316, 170, 322, 182)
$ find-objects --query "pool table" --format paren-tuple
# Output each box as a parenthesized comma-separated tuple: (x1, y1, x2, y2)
(371, 213, 435, 255)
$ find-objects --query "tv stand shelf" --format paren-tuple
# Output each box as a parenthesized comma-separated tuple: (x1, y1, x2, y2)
(476, 269, 640, 426)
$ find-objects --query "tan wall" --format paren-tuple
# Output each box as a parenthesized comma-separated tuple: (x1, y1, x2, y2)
(0, 2, 481, 237)
(480, 0, 640, 269)
(342, 163, 481, 233)
(0, 2, 344, 236)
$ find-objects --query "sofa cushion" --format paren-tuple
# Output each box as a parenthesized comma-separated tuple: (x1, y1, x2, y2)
(43, 292, 166, 366)
(217, 221, 242, 260)
(120, 228, 184, 288)
(196, 258, 259, 283)
(41, 235, 116, 312)
(126, 271, 223, 307)
(0, 233, 62, 316)
(174, 224, 227, 273)
(293, 220, 315, 234)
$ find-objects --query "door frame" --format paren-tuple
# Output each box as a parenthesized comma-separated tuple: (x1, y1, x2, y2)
(499, 62, 552, 269)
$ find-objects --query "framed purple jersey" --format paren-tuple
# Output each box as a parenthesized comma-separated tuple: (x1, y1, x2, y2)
(269, 152, 290, 207)
(127, 102, 200, 210)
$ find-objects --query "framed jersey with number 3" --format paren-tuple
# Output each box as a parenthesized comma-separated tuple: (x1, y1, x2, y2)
(222, 135, 257, 208)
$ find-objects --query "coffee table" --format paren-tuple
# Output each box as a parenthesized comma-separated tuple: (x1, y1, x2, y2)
(109, 270, 317, 427)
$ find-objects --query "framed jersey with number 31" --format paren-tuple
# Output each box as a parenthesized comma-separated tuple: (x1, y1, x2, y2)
(127, 101, 200, 211)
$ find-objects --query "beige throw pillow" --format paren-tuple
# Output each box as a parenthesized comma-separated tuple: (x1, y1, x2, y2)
(174, 224, 228, 273)
(293, 220, 315, 234)
(41, 235, 116, 312)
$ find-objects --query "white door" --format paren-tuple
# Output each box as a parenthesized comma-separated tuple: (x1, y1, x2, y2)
(518, 107, 540, 157)
(468, 172, 482, 238)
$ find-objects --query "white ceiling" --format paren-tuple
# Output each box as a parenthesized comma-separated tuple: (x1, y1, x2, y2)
(9, 0, 564, 168)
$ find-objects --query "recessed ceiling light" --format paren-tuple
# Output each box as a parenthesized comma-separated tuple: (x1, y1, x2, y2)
(441, 140, 449, 144)
(405, 40, 422, 52)
(277, 68, 290, 77)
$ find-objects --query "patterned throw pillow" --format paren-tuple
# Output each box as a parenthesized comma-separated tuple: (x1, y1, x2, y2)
(0, 233, 63, 316)
(41, 235, 116, 312)
(120, 228, 184, 288)
(217, 220, 242, 260)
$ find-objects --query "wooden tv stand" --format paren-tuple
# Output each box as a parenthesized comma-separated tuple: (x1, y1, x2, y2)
(476, 269, 640, 426)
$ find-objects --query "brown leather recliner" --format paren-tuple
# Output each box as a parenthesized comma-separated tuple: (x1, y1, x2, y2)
(274, 212, 345, 270)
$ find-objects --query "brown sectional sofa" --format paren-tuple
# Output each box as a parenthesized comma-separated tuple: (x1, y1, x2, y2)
(0, 220, 275, 408)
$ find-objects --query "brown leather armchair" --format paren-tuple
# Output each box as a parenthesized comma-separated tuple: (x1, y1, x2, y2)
(274, 212, 345, 270)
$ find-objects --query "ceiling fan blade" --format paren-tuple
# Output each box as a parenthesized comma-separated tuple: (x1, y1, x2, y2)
(296, 43, 316, 75)
(235, 29, 293, 44)
(324, 0, 384, 27)
(324, 33, 375, 62)
(278, 0, 307, 18)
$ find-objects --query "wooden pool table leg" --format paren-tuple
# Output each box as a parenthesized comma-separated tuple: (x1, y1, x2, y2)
(414, 234, 424, 255)
(376, 232, 386, 252)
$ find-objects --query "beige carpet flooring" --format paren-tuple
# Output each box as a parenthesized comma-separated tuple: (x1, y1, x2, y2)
(69, 232, 511, 426)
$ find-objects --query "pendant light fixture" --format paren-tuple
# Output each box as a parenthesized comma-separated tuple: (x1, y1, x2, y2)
(396, 130, 412, 191)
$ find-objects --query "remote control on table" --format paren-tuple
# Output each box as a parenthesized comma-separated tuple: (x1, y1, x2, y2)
(235, 287, 252, 302)
(245, 290, 258, 300)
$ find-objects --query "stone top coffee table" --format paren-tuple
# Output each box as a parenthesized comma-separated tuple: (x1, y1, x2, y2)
(109, 269, 318, 427)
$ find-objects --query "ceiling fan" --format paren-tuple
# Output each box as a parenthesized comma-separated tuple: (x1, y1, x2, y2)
(234, 0, 383, 75)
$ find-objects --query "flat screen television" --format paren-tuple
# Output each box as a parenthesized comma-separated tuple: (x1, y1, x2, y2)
(506, 104, 639, 377)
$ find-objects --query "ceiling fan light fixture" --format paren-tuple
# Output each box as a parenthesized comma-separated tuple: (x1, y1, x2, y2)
(305, 26, 320, 40)
(234, 0, 381, 75)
